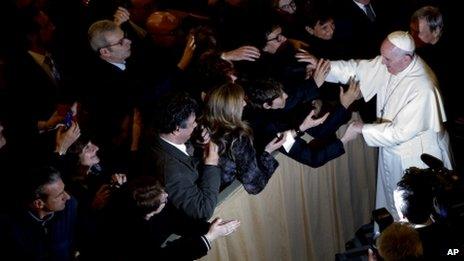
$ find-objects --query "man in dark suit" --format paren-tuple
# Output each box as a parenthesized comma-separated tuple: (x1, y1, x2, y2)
(6, 6, 73, 159)
(145, 93, 221, 220)
(83, 19, 144, 173)
(334, 0, 389, 59)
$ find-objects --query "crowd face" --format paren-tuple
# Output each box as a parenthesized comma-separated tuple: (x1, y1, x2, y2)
(270, 92, 288, 109)
(312, 19, 335, 40)
(380, 40, 410, 75)
(79, 142, 100, 167)
(410, 18, 441, 46)
(40, 179, 71, 213)
(178, 113, 198, 144)
(104, 29, 132, 63)
(264, 27, 287, 54)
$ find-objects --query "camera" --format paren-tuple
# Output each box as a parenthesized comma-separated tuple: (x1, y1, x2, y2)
(336, 154, 463, 260)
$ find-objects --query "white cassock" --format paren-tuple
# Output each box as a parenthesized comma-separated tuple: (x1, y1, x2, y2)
(326, 55, 452, 220)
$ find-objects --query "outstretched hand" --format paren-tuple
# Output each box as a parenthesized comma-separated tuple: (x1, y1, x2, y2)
(299, 110, 329, 132)
(295, 49, 318, 68)
(205, 218, 241, 242)
(221, 46, 260, 61)
(312, 58, 331, 87)
(340, 77, 361, 108)
(340, 121, 361, 145)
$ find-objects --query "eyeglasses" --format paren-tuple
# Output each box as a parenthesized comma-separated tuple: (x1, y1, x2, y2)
(99, 32, 128, 50)
(267, 33, 284, 43)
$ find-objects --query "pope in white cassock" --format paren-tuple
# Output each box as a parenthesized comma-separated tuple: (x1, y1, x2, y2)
(325, 31, 453, 220)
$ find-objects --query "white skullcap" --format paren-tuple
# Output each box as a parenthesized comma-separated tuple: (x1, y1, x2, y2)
(387, 31, 415, 52)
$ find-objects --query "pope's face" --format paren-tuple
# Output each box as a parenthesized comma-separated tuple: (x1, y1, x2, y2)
(380, 40, 410, 75)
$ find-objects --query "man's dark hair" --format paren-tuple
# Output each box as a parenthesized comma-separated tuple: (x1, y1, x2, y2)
(24, 166, 62, 202)
(396, 168, 434, 224)
(245, 78, 284, 109)
(157, 93, 198, 133)
(128, 176, 165, 216)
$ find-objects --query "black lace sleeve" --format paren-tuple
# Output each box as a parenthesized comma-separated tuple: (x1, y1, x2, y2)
(232, 136, 279, 195)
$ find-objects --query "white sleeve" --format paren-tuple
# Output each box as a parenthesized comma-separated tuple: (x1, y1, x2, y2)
(362, 87, 441, 147)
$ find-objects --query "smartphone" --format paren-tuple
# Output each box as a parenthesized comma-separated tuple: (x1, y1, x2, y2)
(63, 111, 73, 129)
(276, 133, 284, 142)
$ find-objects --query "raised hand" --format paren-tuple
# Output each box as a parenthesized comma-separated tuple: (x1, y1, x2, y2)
(312, 58, 331, 87)
(55, 122, 81, 155)
(114, 7, 130, 26)
(221, 46, 260, 61)
(265, 133, 287, 153)
(340, 77, 361, 108)
(299, 110, 329, 132)
(204, 140, 219, 166)
(295, 49, 318, 68)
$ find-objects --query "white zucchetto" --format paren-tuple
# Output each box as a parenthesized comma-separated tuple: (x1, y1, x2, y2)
(387, 31, 415, 52)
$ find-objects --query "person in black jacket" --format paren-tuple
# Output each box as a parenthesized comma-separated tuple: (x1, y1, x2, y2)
(100, 176, 240, 260)
(202, 83, 286, 194)
(244, 77, 360, 168)
(0, 166, 78, 260)
(143, 93, 221, 220)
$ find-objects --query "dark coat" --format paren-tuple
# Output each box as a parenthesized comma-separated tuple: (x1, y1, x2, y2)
(219, 135, 279, 194)
(0, 197, 78, 261)
(147, 136, 221, 220)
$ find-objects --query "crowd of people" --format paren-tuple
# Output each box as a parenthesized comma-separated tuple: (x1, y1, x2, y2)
(0, 0, 461, 260)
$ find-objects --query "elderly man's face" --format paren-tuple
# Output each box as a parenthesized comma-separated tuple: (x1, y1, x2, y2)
(104, 28, 132, 62)
(380, 40, 411, 75)
(410, 18, 441, 46)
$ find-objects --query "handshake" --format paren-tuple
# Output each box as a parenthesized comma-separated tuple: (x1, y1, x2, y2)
(340, 120, 363, 145)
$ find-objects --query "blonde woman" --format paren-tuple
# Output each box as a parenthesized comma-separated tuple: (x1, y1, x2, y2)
(203, 83, 285, 194)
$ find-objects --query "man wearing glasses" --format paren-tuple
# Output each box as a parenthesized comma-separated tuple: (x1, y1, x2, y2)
(82, 19, 141, 174)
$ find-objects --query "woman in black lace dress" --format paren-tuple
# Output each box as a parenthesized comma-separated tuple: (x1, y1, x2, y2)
(202, 83, 285, 194)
